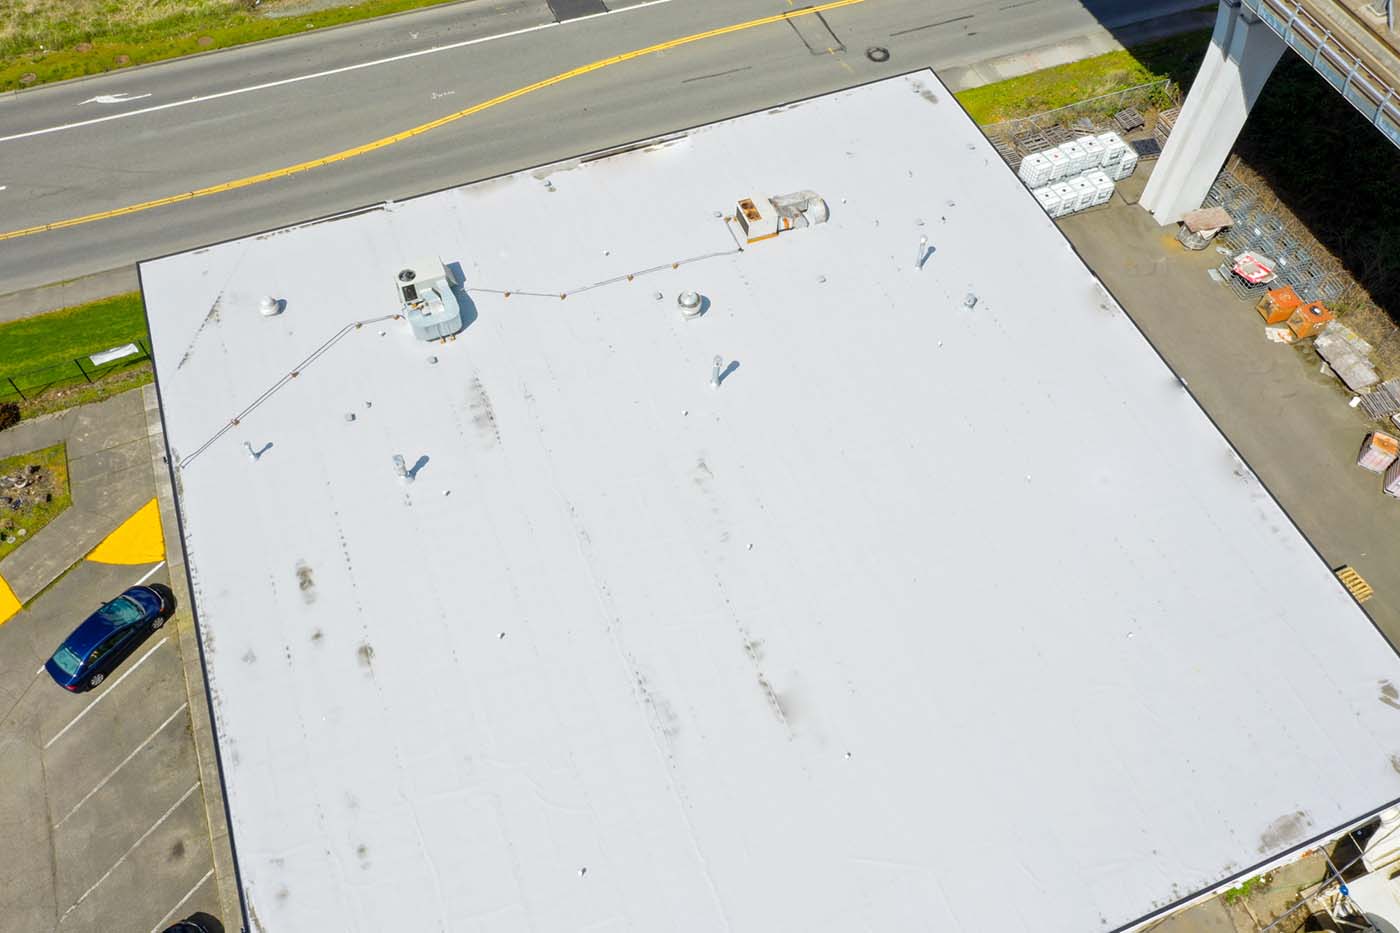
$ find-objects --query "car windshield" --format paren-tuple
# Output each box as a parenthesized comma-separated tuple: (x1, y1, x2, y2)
(51, 645, 83, 675)
(96, 595, 144, 626)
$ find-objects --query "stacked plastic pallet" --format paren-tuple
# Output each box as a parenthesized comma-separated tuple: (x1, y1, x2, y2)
(1386, 458, 1400, 498)
(1020, 132, 1132, 218)
(1358, 432, 1399, 473)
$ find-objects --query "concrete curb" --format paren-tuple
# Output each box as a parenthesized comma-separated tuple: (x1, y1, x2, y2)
(142, 383, 245, 932)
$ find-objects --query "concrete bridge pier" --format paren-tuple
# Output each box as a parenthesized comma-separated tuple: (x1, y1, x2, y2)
(1141, 0, 1287, 224)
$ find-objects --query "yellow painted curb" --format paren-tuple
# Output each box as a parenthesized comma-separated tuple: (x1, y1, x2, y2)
(87, 498, 166, 565)
(0, 0, 865, 242)
(0, 574, 19, 626)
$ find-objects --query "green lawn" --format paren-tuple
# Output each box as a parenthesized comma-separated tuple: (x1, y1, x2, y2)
(954, 30, 1212, 125)
(0, 442, 72, 561)
(1, 0, 462, 92)
(0, 292, 153, 409)
(0, 291, 148, 376)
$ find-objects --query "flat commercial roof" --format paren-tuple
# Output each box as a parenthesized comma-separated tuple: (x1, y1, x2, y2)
(141, 72, 1400, 932)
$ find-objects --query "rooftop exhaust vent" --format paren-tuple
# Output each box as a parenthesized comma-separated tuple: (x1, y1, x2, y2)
(733, 190, 829, 244)
(394, 257, 463, 341)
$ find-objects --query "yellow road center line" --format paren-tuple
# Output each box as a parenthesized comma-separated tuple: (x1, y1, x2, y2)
(0, 0, 866, 242)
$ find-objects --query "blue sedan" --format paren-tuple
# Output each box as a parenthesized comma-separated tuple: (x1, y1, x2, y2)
(46, 584, 174, 692)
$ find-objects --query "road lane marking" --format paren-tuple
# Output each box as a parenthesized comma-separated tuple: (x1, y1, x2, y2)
(53, 702, 188, 829)
(0, 0, 867, 242)
(0, 573, 19, 625)
(80, 93, 153, 105)
(149, 869, 214, 933)
(61, 781, 201, 921)
(44, 636, 169, 749)
(0, 0, 679, 146)
(87, 499, 166, 565)
(134, 560, 167, 586)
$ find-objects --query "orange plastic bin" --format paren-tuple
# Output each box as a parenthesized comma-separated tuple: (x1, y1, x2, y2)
(1287, 301, 1334, 339)
(1256, 285, 1302, 324)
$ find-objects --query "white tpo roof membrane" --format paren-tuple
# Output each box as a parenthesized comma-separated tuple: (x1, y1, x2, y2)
(140, 72, 1400, 932)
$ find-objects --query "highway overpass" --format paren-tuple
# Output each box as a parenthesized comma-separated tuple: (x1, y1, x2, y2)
(1144, 0, 1400, 223)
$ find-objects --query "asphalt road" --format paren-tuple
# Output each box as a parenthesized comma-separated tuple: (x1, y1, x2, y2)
(0, 0, 1202, 293)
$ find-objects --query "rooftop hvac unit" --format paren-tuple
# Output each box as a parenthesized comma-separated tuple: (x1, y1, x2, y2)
(395, 258, 464, 341)
(734, 190, 829, 244)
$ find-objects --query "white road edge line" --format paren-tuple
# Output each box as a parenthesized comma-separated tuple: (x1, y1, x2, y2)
(44, 636, 169, 749)
(0, 0, 677, 145)
(134, 560, 167, 586)
(149, 868, 214, 933)
(53, 702, 189, 829)
(61, 781, 201, 921)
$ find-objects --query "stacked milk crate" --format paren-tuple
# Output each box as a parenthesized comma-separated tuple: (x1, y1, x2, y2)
(1019, 131, 1136, 218)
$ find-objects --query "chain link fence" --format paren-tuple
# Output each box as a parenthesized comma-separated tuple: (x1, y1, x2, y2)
(1, 340, 152, 404)
(983, 79, 1182, 166)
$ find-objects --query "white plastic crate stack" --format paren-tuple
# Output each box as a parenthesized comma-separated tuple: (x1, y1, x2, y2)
(1098, 131, 1127, 168)
(1045, 147, 1069, 181)
(1059, 140, 1088, 175)
(1032, 186, 1062, 216)
(1113, 148, 1139, 181)
(1078, 135, 1104, 168)
(1018, 151, 1053, 187)
(1085, 169, 1115, 206)
(1052, 181, 1076, 215)
(1070, 175, 1095, 212)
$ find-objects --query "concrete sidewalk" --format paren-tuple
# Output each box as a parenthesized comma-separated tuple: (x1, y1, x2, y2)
(0, 267, 139, 325)
(0, 391, 155, 604)
(1061, 166, 1400, 646)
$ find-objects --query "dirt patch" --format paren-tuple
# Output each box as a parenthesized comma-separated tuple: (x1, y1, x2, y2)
(0, 442, 71, 561)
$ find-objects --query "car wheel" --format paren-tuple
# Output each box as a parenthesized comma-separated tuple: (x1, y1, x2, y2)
(88, 672, 105, 689)
(152, 614, 166, 631)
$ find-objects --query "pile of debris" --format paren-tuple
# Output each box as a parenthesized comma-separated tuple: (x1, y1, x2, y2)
(1253, 285, 1385, 393)
(0, 462, 56, 542)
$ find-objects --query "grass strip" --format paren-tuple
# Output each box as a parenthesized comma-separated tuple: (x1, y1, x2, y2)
(2, 0, 463, 92)
(954, 30, 1212, 125)
(0, 291, 149, 375)
(0, 442, 72, 562)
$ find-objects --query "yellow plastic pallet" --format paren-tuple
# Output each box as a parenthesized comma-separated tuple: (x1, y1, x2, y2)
(1337, 566, 1375, 603)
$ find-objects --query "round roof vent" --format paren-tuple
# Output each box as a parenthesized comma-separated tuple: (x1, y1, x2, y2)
(677, 290, 703, 318)
(398, 268, 416, 283)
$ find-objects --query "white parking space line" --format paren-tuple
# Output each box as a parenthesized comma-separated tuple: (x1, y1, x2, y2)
(149, 868, 214, 933)
(43, 636, 169, 750)
(53, 702, 188, 830)
(61, 781, 201, 921)
(134, 560, 167, 586)
(0, 0, 677, 145)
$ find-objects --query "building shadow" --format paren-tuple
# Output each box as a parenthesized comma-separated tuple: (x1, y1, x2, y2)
(445, 262, 479, 333)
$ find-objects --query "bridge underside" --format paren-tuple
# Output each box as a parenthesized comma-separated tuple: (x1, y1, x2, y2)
(1142, 0, 1400, 225)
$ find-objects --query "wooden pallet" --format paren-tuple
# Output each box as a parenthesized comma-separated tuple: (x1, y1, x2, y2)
(1337, 566, 1375, 602)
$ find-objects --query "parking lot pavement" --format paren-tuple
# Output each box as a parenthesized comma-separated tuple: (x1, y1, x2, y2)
(1059, 167, 1400, 644)
(0, 560, 221, 933)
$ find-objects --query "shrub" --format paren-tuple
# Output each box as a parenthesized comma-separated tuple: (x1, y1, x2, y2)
(0, 401, 20, 432)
